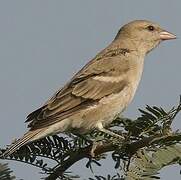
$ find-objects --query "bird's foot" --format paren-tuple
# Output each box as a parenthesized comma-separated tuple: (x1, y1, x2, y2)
(97, 122, 124, 140)
(99, 128, 124, 140)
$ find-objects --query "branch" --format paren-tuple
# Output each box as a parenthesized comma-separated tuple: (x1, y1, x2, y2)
(46, 132, 181, 179)
(45, 143, 115, 180)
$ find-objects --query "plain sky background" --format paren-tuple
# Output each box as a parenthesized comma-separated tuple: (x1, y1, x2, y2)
(0, 0, 180, 179)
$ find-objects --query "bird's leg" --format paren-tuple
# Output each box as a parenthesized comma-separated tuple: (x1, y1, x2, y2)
(100, 128, 124, 140)
(89, 141, 103, 158)
(97, 122, 124, 140)
(88, 124, 125, 157)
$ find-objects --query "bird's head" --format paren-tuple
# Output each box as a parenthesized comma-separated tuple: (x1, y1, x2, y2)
(115, 20, 176, 54)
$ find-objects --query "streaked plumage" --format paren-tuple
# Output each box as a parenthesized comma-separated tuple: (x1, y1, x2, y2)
(3, 20, 176, 157)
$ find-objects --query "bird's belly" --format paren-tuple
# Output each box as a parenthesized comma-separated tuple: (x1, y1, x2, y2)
(35, 85, 136, 137)
(98, 86, 133, 127)
(69, 85, 134, 133)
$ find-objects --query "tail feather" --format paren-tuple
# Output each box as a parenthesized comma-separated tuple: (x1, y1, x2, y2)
(2, 129, 43, 158)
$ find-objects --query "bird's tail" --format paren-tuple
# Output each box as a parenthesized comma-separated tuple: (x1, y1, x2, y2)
(2, 129, 44, 158)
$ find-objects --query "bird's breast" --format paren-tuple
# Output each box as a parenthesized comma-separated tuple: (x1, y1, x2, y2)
(127, 56, 144, 99)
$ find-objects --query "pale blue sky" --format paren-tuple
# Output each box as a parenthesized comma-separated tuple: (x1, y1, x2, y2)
(0, 0, 180, 179)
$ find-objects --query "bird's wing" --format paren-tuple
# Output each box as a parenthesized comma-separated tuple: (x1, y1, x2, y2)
(26, 48, 130, 130)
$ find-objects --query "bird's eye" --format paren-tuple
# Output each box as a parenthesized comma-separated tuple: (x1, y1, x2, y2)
(147, 25, 155, 31)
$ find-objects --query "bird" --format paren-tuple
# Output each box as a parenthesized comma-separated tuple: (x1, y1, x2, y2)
(2, 20, 176, 157)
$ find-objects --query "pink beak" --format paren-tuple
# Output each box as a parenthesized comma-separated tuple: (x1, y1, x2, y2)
(160, 31, 176, 40)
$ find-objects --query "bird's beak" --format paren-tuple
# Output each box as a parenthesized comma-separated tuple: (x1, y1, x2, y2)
(160, 30, 176, 40)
